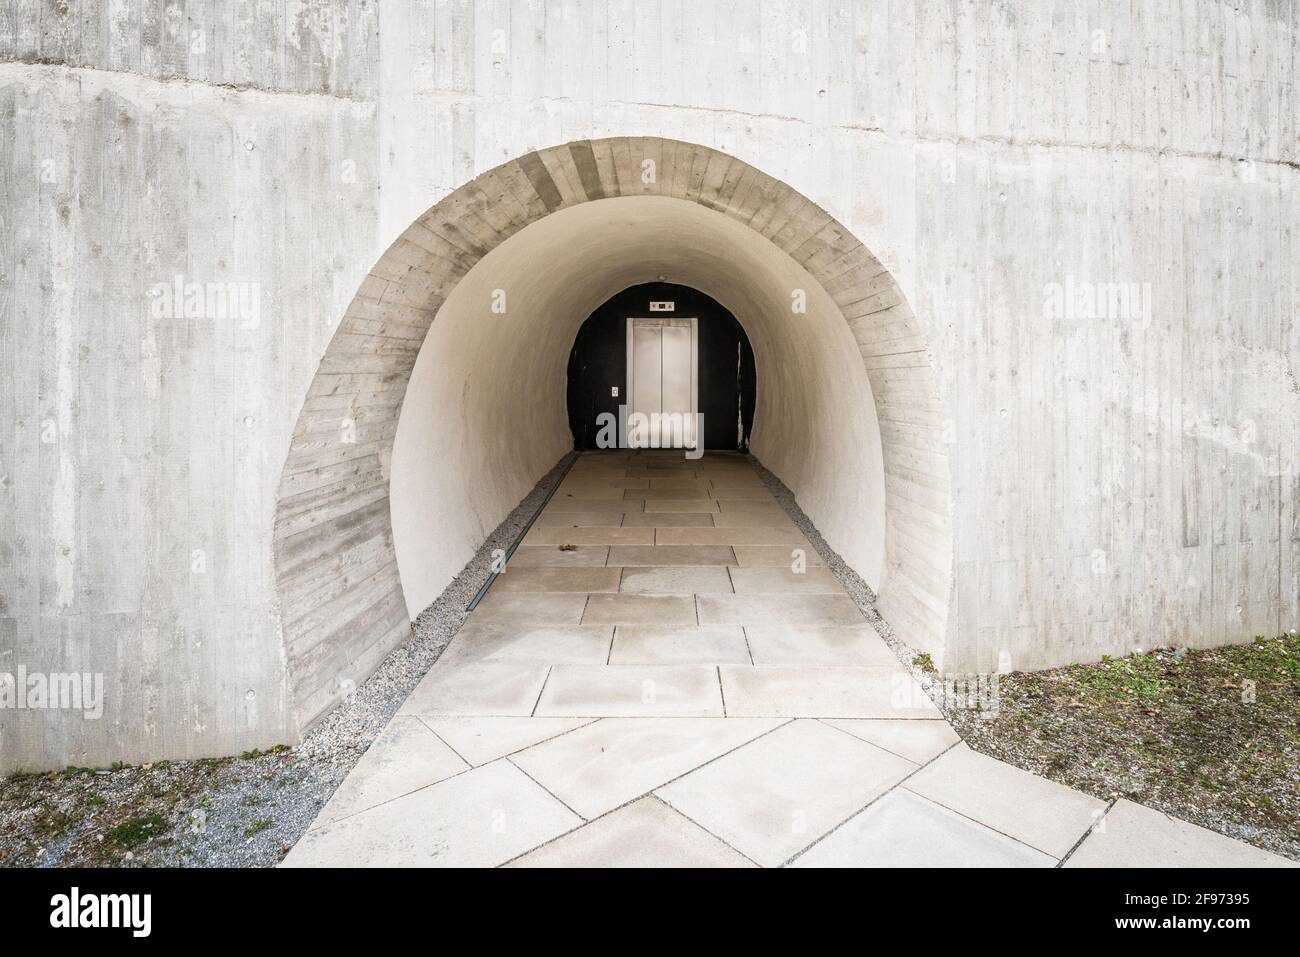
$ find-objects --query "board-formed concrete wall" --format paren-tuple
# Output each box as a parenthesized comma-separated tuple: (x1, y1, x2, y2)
(2, 0, 1297, 772)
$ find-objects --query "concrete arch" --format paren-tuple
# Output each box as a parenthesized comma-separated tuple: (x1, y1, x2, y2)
(273, 138, 953, 733)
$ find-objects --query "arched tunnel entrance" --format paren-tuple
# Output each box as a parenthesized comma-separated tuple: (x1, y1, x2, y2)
(273, 138, 953, 735)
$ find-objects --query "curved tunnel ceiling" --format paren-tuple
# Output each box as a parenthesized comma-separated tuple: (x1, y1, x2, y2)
(390, 195, 889, 621)
(273, 138, 953, 733)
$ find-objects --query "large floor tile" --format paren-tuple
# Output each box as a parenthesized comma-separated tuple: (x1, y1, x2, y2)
(490, 566, 622, 593)
(625, 488, 718, 501)
(551, 486, 626, 500)
(559, 478, 649, 490)
(534, 664, 724, 717)
(618, 511, 716, 527)
(471, 591, 588, 625)
(743, 623, 897, 666)
(312, 717, 470, 829)
(647, 477, 714, 491)
(606, 545, 737, 566)
(522, 526, 653, 546)
(507, 797, 754, 867)
(699, 593, 865, 625)
(727, 566, 845, 594)
(643, 498, 719, 513)
(510, 717, 780, 817)
(398, 661, 551, 716)
(655, 720, 916, 866)
(507, 544, 610, 567)
(707, 478, 768, 491)
(534, 510, 630, 528)
(438, 622, 613, 665)
(420, 716, 595, 766)
(609, 625, 751, 664)
(1064, 799, 1296, 868)
(821, 718, 960, 764)
(719, 665, 942, 718)
(656, 527, 809, 546)
(282, 760, 581, 868)
(711, 511, 799, 528)
(545, 497, 642, 513)
(581, 593, 698, 626)
(731, 545, 825, 567)
(619, 565, 734, 595)
(792, 790, 1056, 868)
(904, 744, 1106, 858)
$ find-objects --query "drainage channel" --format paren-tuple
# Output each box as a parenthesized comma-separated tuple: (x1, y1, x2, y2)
(465, 452, 579, 611)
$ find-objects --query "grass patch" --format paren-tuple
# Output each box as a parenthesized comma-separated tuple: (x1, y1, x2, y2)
(107, 814, 168, 849)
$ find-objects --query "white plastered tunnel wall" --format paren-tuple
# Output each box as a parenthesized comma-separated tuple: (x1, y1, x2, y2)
(390, 196, 888, 618)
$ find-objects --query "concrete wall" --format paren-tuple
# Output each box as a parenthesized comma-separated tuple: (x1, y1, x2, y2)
(3, 0, 1297, 771)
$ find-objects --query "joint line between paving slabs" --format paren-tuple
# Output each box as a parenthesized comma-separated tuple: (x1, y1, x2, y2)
(1057, 797, 1118, 868)
(782, 738, 964, 867)
(505, 757, 589, 823)
(530, 665, 554, 717)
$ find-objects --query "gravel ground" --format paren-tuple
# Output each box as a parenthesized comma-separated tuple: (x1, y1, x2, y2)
(0, 453, 576, 869)
(753, 455, 1300, 862)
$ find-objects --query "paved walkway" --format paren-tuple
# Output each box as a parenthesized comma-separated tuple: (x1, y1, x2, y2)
(284, 451, 1292, 867)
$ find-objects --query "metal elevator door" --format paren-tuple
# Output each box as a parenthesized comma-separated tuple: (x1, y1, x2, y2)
(626, 318, 698, 448)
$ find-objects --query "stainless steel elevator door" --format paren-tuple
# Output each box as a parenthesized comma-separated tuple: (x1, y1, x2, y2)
(626, 318, 698, 448)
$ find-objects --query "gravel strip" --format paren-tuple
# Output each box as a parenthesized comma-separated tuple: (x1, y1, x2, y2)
(0, 453, 577, 869)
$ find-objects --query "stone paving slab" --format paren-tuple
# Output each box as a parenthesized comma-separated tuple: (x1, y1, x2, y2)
(534, 510, 631, 527)
(1064, 799, 1297, 868)
(727, 566, 846, 593)
(523, 526, 654, 545)
(719, 665, 942, 718)
(619, 565, 734, 594)
(398, 661, 551, 716)
(792, 789, 1057, 868)
(506, 797, 755, 867)
(545, 497, 644, 512)
(731, 544, 824, 566)
(904, 743, 1107, 858)
(743, 624, 898, 666)
(609, 625, 751, 664)
(581, 593, 699, 625)
(657, 526, 810, 546)
(820, 717, 961, 764)
(311, 717, 470, 829)
(535, 664, 725, 717)
(507, 545, 610, 566)
(656, 720, 916, 866)
(282, 760, 581, 868)
(510, 717, 781, 817)
(472, 592, 588, 625)
(490, 566, 622, 593)
(437, 623, 613, 666)
(699, 593, 865, 625)
(618, 511, 716, 527)
(420, 716, 596, 766)
(607, 544, 737, 565)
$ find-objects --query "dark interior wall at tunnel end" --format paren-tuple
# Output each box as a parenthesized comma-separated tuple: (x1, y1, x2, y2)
(567, 283, 756, 450)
